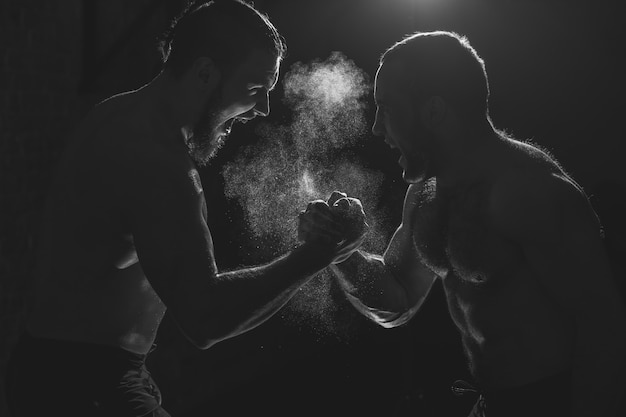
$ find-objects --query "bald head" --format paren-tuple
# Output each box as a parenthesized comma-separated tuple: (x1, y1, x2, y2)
(381, 30, 490, 123)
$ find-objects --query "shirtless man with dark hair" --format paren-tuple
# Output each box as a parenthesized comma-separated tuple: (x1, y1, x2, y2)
(300, 31, 626, 417)
(5, 1, 361, 416)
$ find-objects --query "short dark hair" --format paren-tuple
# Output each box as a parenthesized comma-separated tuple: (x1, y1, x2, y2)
(381, 31, 489, 121)
(158, 0, 287, 78)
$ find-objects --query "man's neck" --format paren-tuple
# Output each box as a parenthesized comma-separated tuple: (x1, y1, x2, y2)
(136, 74, 189, 146)
(435, 127, 499, 188)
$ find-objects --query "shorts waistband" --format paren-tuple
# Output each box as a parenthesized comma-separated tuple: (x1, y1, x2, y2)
(452, 369, 572, 398)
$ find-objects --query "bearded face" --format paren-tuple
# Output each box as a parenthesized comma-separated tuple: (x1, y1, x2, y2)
(373, 61, 443, 184)
(186, 85, 233, 166)
(184, 50, 280, 166)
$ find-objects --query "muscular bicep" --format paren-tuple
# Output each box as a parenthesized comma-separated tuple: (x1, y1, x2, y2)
(332, 184, 437, 326)
(120, 156, 218, 309)
(383, 183, 437, 310)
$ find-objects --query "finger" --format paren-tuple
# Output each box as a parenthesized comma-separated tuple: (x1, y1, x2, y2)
(297, 228, 309, 242)
(327, 191, 348, 206)
(303, 207, 344, 231)
(301, 229, 342, 246)
(309, 230, 344, 243)
(349, 197, 364, 211)
(299, 215, 345, 241)
(305, 199, 331, 214)
(332, 197, 351, 211)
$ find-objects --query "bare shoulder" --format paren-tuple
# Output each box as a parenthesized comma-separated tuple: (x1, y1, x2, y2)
(82, 92, 195, 191)
(492, 138, 583, 202)
(489, 140, 597, 241)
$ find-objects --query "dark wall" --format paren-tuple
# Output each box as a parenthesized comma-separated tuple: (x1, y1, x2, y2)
(0, 1, 83, 415)
(1, 1, 624, 416)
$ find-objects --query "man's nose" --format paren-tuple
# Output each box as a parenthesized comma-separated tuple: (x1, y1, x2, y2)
(371, 110, 384, 136)
(372, 122, 381, 137)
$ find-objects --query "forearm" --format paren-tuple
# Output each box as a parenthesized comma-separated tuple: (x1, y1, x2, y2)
(329, 249, 417, 327)
(178, 243, 332, 348)
(572, 311, 626, 417)
(220, 244, 331, 328)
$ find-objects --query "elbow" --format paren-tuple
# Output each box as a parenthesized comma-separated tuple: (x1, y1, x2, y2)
(169, 307, 229, 350)
(187, 337, 216, 350)
(168, 285, 242, 349)
(375, 312, 412, 329)
(365, 293, 426, 329)
(197, 338, 221, 350)
(345, 292, 415, 328)
(368, 309, 414, 329)
(175, 320, 221, 350)
(183, 322, 234, 350)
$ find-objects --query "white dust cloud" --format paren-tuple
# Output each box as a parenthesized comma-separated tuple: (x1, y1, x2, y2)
(222, 52, 389, 341)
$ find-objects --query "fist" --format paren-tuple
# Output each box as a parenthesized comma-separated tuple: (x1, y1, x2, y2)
(327, 191, 367, 242)
(297, 199, 342, 244)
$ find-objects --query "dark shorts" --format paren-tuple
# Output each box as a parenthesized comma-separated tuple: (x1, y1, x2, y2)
(460, 370, 572, 417)
(5, 332, 171, 417)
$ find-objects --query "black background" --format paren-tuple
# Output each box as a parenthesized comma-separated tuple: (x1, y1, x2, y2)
(2, 0, 625, 416)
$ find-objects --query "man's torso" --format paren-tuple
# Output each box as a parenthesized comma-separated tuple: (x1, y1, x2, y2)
(26, 92, 188, 354)
(411, 142, 574, 391)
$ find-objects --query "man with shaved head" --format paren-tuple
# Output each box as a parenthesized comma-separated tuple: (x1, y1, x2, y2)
(300, 31, 626, 416)
(4, 1, 362, 415)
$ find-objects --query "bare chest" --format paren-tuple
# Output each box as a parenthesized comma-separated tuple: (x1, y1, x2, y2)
(412, 182, 522, 284)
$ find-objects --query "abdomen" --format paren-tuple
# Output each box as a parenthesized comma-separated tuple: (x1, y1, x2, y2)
(443, 268, 574, 390)
(28, 258, 166, 355)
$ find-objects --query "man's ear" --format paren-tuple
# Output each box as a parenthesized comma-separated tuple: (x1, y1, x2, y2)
(425, 95, 446, 127)
(193, 56, 221, 92)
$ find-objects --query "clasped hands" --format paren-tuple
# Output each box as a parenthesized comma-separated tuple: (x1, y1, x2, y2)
(298, 191, 369, 264)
